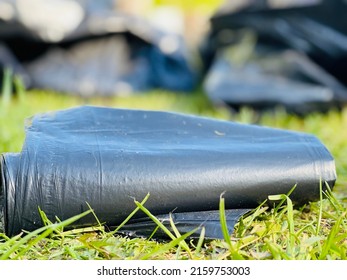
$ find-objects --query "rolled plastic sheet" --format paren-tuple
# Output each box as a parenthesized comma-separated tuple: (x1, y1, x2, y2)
(0, 106, 336, 237)
(0, 0, 197, 94)
(204, 47, 346, 114)
(201, 0, 347, 113)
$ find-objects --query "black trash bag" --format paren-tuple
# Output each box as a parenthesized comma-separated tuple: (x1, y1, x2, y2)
(202, 0, 347, 114)
(0, 106, 336, 238)
(0, 0, 196, 95)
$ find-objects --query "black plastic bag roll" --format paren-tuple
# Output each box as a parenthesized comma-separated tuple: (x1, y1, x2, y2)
(0, 106, 336, 237)
(0, 0, 197, 95)
(201, 0, 347, 113)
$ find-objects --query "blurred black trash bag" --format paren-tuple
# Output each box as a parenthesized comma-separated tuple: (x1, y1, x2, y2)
(202, 0, 347, 114)
(0, 0, 196, 95)
(0, 106, 336, 238)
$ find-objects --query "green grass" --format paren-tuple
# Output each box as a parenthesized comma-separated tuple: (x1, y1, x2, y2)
(0, 88, 347, 260)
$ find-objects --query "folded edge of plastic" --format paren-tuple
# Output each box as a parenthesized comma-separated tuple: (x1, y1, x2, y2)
(117, 209, 252, 240)
(0, 106, 337, 238)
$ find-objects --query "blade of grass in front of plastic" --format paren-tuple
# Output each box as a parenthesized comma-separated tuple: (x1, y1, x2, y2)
(219, 192, 244, 259)
(134, 199, 194, 254)
(110, 193, 150, 235)
(268, 194, 295, 257)
(316, 180, 323, 235)
(169, 213, 193, 258)
(194, 226, 205, 256)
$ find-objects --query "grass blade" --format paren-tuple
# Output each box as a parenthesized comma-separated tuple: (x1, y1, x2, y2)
(195, 226, 205, 256)
(319, 216, 343, 260)
(13, 75, 26, 102)
(268, 194, 295, 258)
(316, 180, 323, 235)
(134, 199, 194, 254)
(273, 184, 297, 213)
(169, 213, 193, 258)
(1, 68, 13, 108)
(109, 193, 150, 235)
(219, 192, 231, 246)
(219, 192, 244, 260)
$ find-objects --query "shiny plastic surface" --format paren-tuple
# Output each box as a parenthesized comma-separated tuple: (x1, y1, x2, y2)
(0, 106, 336, 237)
